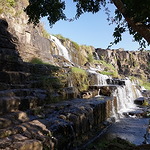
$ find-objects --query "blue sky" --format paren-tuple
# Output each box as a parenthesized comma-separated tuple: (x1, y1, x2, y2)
(41, 1, 150, 51)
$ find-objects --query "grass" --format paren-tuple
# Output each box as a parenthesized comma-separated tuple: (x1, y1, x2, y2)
(100, 71, 119, 78)
(141, 82, 150, 90)
(129, 76, 150, 90)
(71, 67, 87, 74)
(30, 57, 50, 65)
(94, 60, 116, 71)
(87, 54, 94, 63)
(54, 34, 67, 40)
(71, 41, 80, 50)
(54, 34, 80, 50)
(70, 67, 89, 92)
(7, 0, 15, 6)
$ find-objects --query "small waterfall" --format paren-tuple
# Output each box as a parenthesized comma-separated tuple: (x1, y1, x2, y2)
(93, 52, 100, 60)
(112, 79, 142, 116)
(50, 35, 71, 62)
(97, 73, 109, 85)
(87, 68, 110, 86)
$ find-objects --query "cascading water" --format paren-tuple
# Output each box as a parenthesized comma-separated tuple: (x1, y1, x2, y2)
(87, 68, 110, 86)
(112, 79, 142, 117)
(93, 52, 100, 60)
(50, 35, 71, 62)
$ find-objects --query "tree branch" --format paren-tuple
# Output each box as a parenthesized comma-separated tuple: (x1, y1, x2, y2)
(112, 0, 150, 44)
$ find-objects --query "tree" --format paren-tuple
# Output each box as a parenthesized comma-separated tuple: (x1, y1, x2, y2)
(25, 0, 150, 48)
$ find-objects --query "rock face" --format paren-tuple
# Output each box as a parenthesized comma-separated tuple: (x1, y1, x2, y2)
(0, 97, 116, 150)
(0, 0, 95, 67)
(96, 48, 150, 80)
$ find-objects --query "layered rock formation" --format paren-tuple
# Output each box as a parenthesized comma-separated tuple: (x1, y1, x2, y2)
(96, 48, 150, 80)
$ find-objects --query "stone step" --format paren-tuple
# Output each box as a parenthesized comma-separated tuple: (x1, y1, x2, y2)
(25, 63, 60, 75)
(0, 88, 47, 115)
(0, 71, 31, 84)
(0, 111, 29, 129)
(0, 88, 47, 97)
(0, 95, 46, 115)
(0, 119, 52, 149)
(0, 96, 20, 114)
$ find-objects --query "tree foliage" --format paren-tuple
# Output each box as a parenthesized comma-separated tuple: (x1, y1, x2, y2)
(25, 0, 150, 48)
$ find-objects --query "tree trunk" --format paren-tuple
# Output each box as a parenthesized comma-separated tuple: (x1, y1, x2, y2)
(112, 0, 150, 44)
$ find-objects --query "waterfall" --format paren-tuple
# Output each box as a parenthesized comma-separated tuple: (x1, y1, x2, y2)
(112, 79, 142, 116)
(93, 52, 100, 60)
(97, 73, 109, 85)
(87, 68, 110, 86)
(50, 35, 71, 62)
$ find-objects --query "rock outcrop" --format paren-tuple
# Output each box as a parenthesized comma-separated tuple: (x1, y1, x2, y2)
(96, 48, 150, 80)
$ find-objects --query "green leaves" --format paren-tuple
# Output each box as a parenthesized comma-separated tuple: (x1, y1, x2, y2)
(24, 0, 150, 48)
(25, 0, 66, 26)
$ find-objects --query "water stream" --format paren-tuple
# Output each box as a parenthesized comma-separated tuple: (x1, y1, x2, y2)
(87, 71, 150, 146)
(50, 35, 71, 62)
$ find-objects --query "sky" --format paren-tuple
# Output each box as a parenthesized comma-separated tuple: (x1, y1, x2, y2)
(41, 1, 150, 51)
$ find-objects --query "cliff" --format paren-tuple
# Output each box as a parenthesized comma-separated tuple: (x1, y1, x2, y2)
(96, 48, 150, 80)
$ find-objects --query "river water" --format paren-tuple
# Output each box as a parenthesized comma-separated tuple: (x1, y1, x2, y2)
(102, 116, 150, 145)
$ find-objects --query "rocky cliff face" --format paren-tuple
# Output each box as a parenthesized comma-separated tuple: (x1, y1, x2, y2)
(96, 48, 150, 80)
(0, 0, 94, 68)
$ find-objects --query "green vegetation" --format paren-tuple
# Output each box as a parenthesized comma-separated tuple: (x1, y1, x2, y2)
(100, 71, 118, 78)
(30, 57, 49, 65)
(54, 34, 67, 41)
(95, 60, 116, 71)
(71, 67, 89, 92)
(54, 34, 80, 50)
(7, 0, 15, 6)
(94, 60, 119, 78)
(142, 100, 149, 106)
(141, 82, 150, 90)
(87, 53, 94, 63)
(0, 0, 15, 14)
(71, 41, 80, 50)
(25, 0, 150, 48)
(130, 76, 150, 90)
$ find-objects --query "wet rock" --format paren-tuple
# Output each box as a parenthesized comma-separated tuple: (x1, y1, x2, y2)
(134, 97, 145, 105)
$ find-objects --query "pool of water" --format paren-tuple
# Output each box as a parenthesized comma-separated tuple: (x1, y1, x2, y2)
(101, 116, 150, 145)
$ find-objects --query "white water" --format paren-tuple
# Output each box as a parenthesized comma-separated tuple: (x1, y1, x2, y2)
(112, 79, 142, 117)
(93, 52, 100, 60)
(50, 35, 71, 62)
(87, 68, 110, 86)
